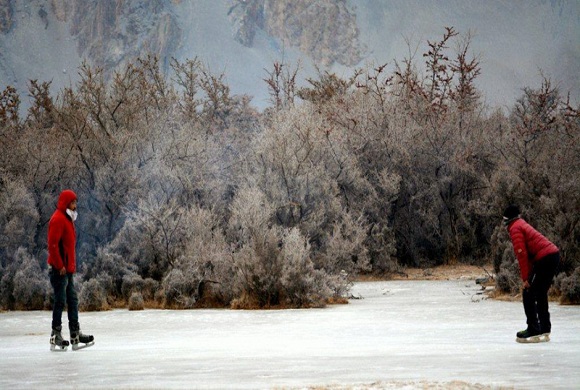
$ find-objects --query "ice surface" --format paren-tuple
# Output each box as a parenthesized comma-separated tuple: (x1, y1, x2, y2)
(1, 280, 579, 389)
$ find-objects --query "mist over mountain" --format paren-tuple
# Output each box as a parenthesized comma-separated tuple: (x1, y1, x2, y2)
(1, 0, 578, 110)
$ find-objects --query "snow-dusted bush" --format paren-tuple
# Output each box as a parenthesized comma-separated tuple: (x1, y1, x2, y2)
(114, 198, 192, 280)
(0, 177, 39, 259)
(79, 279, 109, 311)
(555, 267, 580, 305)
(324, 269, 351, 301)
(161, 268, 197, 309)
(11, 248, 49, 310)
(231, 227, 283, 309)
(141, 278, 160, 302)
(252, 106, 344, 241)
(86, 247, 138, 302)
(128, 292, 145, 311)
(0, 264, 16, 309)
(116, 198, 233, 307)
(489, 225, 514, 274)
(280, 228, 330, 307)
(176, 205, 234, 305)
(229, 186, 284, 308)
(495, 249, 521, 294)
(121, 273, 145, 302)
(316, 212, 370, 280)
(229, 187, 345, 308)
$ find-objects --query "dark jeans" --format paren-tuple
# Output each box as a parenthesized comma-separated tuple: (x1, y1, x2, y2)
(523, 252, 560, 333)
(50, 269, 79, 331)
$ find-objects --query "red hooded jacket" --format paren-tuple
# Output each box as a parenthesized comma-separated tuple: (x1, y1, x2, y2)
(507, 218, 559, 281)
(47, 190, 77, 273)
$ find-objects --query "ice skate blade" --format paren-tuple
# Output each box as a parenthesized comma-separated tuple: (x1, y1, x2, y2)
(516, 335, 549, 343)
(72, 341, 95, 351)
(542, 333, 551, 342)
(50, 344, 68, 352)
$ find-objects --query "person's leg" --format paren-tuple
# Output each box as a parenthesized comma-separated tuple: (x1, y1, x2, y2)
(534, 253, 560, 334)
(65, 273, 80, 332)
(50, 269, 70, 350)
(65, 274, 94, 348)
(522, 285, 540, 333)
(50, 268, 67, 330)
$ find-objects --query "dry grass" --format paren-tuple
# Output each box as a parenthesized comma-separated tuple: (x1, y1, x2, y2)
(359, 264, 494, 282)
(279, 380, 513, 389)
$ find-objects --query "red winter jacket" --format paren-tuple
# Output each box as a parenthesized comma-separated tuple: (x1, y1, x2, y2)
(47, 190, 77, 273)
(507, 218, 559, 281)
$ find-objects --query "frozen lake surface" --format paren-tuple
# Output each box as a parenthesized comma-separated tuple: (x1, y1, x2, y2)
(1, 280, 579, 389)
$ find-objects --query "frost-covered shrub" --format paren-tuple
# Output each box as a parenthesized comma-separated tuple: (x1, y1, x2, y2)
(555, 267, 580, 305)
(0, 178, 39, 259)
(79, 279, 109, 311)
(317, 212, 370, 280)
(121, 273, 145, 302)
(325, 269, 351, 301)
(0, 263, 16, 309)
(229, 186, 284, 308)
(228, 185, 274, 244)
(196, 280, 226, 308)
(87, 247, 138, 301)
(93, 272, 114, 305)
(112, 198, 226, 282)
(280, 228, 330, 307)
(229, 185, 355, 308)
(161, 269, 197, 309)
(128, 292, 145, 311)
(175, 205, 234, 305)
(231, 227, 283, 308)
(252, 106, 344, 241)
(496, 248, 521, 294)
(11, 248, 49, 310)
(366, 223, 399, 274)
(142, 278, 160, 302)
(489, 225, 513, 274)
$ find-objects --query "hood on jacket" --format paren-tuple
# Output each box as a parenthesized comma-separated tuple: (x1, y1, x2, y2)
(56, 190, 77, 212)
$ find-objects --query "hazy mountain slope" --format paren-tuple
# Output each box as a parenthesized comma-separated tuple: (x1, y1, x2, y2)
(0, 0, 81, 102)
(0, 0, 578, 110)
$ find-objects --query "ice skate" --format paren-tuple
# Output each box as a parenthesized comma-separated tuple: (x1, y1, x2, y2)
(541, 332, 551, 342)
(70, 330, 95, 350)
(50, 326, 69, 352)
(516, 328, 549, 343)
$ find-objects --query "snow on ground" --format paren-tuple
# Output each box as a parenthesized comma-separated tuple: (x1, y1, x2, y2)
(1, 280, 579, 389)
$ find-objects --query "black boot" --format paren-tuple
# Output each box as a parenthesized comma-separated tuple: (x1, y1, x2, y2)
(516, 328, 540, 338)
(50, 326, 70, 352)
(516, 327, 548, 343)
(70, 324, 95, 350)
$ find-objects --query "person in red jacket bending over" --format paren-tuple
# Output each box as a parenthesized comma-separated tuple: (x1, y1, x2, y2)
(47, 190, 94, 351)
(503, 205, 560, 343)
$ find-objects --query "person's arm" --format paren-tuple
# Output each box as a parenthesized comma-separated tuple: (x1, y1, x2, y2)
(48, 217, 66, 275)
(508, 224, 530, 284)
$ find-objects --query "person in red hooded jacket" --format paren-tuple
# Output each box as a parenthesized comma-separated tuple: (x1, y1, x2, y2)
(48, 190, 94, 351)
(503, 205, 560, 342)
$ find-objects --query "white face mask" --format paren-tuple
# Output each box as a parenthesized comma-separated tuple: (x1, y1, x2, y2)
(66, 209, 78, 221)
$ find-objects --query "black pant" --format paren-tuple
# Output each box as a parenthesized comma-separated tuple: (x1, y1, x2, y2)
(50, 269, 79, 331)
(522, 252, 560, 333)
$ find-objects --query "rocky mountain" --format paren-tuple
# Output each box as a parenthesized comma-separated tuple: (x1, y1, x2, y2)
(0, 0, 578, 110)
